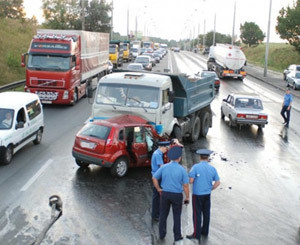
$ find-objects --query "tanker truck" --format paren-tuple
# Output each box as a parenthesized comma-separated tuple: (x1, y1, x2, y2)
(207, 43, 247, 80)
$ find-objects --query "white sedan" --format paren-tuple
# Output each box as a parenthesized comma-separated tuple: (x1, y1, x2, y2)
(221, 93, 268, 129)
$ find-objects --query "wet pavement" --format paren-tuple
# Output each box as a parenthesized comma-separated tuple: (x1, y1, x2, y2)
(1, 51, 300, 245)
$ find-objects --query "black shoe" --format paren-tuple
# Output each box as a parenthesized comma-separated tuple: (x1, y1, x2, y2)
(152, 217, 159, 222)
(201, 232, 208, 237)
(186, 234, 198, 240)
(159, 236, 165, 240)
(175, 236, 183, 241)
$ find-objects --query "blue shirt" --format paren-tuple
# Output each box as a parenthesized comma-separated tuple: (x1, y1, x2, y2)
(189, 161, 220, 195)
(151, 149, 164, 176)
(284, 93, 293, 106)
(153, 161, 189, 193)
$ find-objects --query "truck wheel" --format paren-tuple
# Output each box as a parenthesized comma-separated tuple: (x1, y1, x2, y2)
(111, 157, 128, 177)
(171, 126, 182, 142)
(189, 117, 201, 142)
(71, 88, 78, 105)
(33, 128, 43, 145)
(200, 112, 210, 137)
(75, 159, 89, 168)
(0, 145, 13, 165)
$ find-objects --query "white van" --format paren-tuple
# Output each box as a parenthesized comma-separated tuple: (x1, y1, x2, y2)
(0, 92, 44, 164)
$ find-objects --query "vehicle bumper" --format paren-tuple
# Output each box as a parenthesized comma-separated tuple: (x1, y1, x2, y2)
(72, 150, 113, 168)
(235, 119, 268, 126)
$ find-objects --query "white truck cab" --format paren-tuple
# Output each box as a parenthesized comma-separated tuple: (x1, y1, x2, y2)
(0, 92, 44, 164)
(91, 72, 176, 136)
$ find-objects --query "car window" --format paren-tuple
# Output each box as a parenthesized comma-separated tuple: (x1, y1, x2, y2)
(134, 127, 145, 143)
(229, 96, 234, 105)
(16, 108, 26, 124)
(0, 108, 14, 130)
(296, 73, 300, 79)
(26, 100, 41, 120)
(162, 88, 170, 106)
(118, 129, 124, 141)
(235, 98, 263, 109)
(80, 123, 111, 140)
(296, 66, 300, 71)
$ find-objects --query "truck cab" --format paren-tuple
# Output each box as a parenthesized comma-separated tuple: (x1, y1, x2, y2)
(122, 42, 131, 62)
(109, 41, 124, 68)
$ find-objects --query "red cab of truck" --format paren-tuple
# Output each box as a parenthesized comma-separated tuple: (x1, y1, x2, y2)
(22, 29, 109, 105)
(72, 115, 166, 177)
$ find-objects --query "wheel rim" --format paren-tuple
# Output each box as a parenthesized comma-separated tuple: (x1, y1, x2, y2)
(203, 117, 209, 135)
(116, 160, 127, 176)
(74, 89, 78, 102)
(6, 147, 12, 163)
(37, 130, 42, 142)
(293, 83, 296, 90)
(193, 118, 201, 137)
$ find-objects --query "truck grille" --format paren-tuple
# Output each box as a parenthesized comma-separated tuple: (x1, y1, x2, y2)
(29, 78, 65, 88)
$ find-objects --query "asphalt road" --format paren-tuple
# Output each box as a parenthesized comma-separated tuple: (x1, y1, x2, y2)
(1, 51, 300, 245)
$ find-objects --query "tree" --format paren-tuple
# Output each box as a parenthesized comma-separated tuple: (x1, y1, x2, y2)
(0, 0, 25, 20)
(276, 1, 300, 52)
(240, 22, 265, 47)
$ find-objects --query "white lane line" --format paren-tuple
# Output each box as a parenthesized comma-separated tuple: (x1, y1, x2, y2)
(20, 159, 53, 192)
(168, 52, 173, 73)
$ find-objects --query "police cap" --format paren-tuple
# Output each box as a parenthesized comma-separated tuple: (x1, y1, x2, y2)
(157, 141, 170, 147)
(196, 149, 213, 156)
(167, 146, 182, 160)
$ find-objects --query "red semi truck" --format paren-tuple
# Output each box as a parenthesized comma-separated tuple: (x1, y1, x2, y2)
(22, 29, 109, 105)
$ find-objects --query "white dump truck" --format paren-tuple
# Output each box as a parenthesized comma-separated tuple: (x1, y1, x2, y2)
(207, 43, 247, 80)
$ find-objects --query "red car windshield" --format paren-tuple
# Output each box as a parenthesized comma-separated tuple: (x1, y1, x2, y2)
(79, 123, 111, 140)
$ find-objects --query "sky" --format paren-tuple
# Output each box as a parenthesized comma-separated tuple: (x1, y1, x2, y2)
(24, 0, 295, 42)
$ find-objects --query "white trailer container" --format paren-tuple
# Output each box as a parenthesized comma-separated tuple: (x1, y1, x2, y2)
(207, 44, 247, 80)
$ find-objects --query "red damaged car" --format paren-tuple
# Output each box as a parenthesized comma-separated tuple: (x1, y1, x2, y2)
(72, 115, 164, 177)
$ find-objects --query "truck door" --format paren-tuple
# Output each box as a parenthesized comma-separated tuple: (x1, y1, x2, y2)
(160, 88, 173, 134)
(131, 127, 149, 166)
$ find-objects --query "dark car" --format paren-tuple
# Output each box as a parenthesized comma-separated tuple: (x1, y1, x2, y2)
(72, 115, 163, 177)
(283, 64, 300, 81)
(286, 71, 300, 90)
(134, 55, 152, 71)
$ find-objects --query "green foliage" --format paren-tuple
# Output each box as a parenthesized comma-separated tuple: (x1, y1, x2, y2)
(0, 0, 25, 20)
(0, 18, 37, 86)
(240, 22, 265, 47)
(276, 0, 300, 52)
(42, 0, 111, 32)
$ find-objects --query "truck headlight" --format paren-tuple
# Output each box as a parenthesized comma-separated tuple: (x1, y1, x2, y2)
(63, 90, 69, 99)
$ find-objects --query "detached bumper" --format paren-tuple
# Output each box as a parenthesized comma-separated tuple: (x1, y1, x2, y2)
(72, 150, 113, 168)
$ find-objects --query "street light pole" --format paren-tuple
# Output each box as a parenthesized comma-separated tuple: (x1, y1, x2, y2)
(110, 0, 114, 40)
(264, 0, 272, 77)
(203, 18, 206, 47)
(81, 0, 85, 30)
(213, 13, 216, 46)
(231, 0, 236, 45)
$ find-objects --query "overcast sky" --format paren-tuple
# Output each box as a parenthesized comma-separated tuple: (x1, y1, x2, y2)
(24, 0, 294, 42)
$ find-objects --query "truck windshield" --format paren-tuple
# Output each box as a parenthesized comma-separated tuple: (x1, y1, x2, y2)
(109, 47, 116, 54)
(0, 108, 14, 130)
(27, 54, 70, 71)
(96, 83, 159, 109)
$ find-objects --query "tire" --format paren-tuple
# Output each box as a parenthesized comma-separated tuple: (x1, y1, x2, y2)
(286, 81, 289, 87)
(283, 74, 286, 81)
(75, 159, 89, 168)
(189, 116, 201, 143)
(71, 88, 78, 105)
(33, 128, 43, 145)
(293, 83, 297, 90)
(228, 115, 235, 127)
(221, 108, 225, 120)
(200, 112, 210, 137)
(111, 157, 128, 177)
(0, 145, 13, 165)
(171, 125, 182, 142)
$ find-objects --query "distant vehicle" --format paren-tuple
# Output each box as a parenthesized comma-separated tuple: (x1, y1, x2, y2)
(127, 63, 144, 71)
(153, 50, 163, 59)
(154, 42, 160, 50)
(72, 115, 163, 177)
(107, 61, 113, 74)
(134, 55, 152, 71)
(130, 47, 140, 60)
(286, 71, 300, 90)
(142, 52, 156, 66)
(174, 47, 180, 52)
(283, 64, 300, 81)
(202, 47, 209, 55)
(160, 43, 168, 52)
(143, 41, 154, 49)
(207, 44, 246, 80)
(109, 40, 124, 68)
(198, 70, 220, 91)
(122, 41, 132, 62)
(221, 93, 268, 129)
(0, 92, 44, 165)
(22, 29, 109, 105)
(140, 47, 146, 54)
(152, 52, 161, 63)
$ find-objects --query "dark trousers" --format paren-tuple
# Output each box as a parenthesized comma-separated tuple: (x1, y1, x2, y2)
(281, 106, 291, 126)
(192, 194, 211, 238)
(159, 191, 183, 241)
(152, 186, 160, 219)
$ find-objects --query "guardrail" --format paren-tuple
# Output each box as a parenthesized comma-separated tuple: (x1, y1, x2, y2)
(0, 79, 26, 92)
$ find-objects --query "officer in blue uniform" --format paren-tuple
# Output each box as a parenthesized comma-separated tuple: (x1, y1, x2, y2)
(281, 88, 293, 128)
(151, 141, 170, 221)
(152, 146, 190, 242)
(186, 149, 220, 241)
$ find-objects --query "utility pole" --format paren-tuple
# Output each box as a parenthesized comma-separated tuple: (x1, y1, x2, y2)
(81, 0, 85, 30)
(203, 19, 206, 48)
(231, 0, 236, 45)
(127, 8, 129, 39)
(264, 0, 272, 77)
(110, 0, 114, 40)
(213, 13, 216, 46)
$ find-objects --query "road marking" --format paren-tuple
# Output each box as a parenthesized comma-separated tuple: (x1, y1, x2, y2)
(168, 52, 173, 73)
(20, 159, 53, 192)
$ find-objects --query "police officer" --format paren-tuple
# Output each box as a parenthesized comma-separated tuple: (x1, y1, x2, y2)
(152, 146, 189, 242)
(186, 149, 220, 241)
(281, 88, 293, 128)
(151, 141, 170, 221)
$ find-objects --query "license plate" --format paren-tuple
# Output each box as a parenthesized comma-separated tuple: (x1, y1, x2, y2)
(246, 115, 258, 119)
(41, 101, 52, 104)
(80, 141, 95, 149)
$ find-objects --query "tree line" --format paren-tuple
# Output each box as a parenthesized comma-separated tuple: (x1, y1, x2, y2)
(1, 0, 300, 51)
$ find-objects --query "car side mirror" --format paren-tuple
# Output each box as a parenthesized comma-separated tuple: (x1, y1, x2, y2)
(87, 86, 93, 98)
(16, 122, 24, 129)
(21, 53, 27, 67)
(223, 99, 227, 102)
(168, 91, 175, 103)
